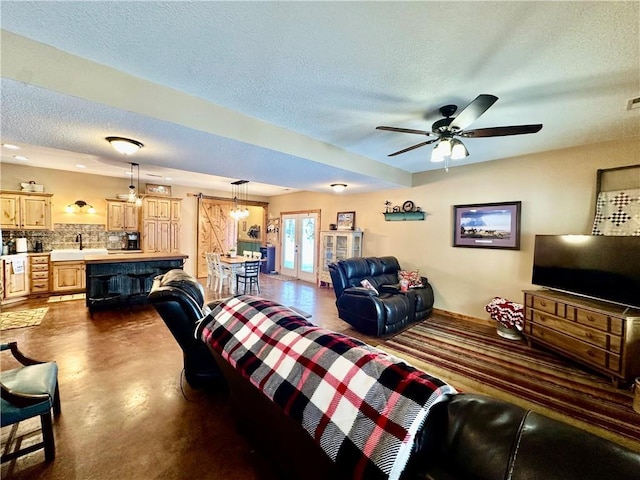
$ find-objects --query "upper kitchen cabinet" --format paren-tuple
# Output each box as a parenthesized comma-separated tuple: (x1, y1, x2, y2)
(106, 200, 140, 231)
(142, 196, 182, 253)
(0, 191, 53, 230)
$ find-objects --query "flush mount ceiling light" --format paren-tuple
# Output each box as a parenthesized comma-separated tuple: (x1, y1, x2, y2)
(330, 183, 348, 193)
(65, 200, 96, 214)
(106, 136, 144, 155)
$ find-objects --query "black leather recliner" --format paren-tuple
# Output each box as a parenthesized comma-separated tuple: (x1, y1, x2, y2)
(328, 256, 434, 336)
(147, 269, 223, 388)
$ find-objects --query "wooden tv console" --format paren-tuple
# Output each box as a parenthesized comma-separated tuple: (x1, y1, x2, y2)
(523, 289, 640, 387)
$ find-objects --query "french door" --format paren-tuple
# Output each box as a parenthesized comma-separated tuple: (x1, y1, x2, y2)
(280, 212, 319, 283)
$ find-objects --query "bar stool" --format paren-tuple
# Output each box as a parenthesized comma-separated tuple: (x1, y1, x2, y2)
(126, 272, 156, 306)
(89, 273, 121, 311)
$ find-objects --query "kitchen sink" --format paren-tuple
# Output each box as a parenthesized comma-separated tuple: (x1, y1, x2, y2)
(49, 248, 109, 261)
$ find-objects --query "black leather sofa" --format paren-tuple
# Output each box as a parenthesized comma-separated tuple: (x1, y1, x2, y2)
(150, 270, 640, 480)
(328, 256, 434, 336)
(147, 269, 222, 388)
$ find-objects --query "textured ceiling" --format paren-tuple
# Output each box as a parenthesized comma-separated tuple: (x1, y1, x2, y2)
(1, 1, 638, 196)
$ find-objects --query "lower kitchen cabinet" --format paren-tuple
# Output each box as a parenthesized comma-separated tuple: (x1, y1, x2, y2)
(30, 253, 50, 295)
(52, 261, 86, 293)
(3, 255, 30, 299)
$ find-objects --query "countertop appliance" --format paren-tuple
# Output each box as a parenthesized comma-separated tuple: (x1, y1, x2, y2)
(34, 241, 43, 252)
(16, 237, 28, 253)
(126, 232, 140, 250)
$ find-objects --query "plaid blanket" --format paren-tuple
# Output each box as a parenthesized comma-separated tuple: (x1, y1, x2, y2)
(198, 296, 456, 480)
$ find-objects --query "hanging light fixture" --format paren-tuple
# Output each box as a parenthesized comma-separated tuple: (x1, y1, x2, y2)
(229, 180, 250, 220)
(106, 136, 144, 155)
(135, 162, 142, 207)
(125, 162, 143, 206)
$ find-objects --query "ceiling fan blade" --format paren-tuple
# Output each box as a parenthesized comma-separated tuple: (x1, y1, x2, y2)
(388, 139, 437, 157)
(450, 94, 499, 131)
(460, 124, 543, 138)
(376, 126, 433, 136)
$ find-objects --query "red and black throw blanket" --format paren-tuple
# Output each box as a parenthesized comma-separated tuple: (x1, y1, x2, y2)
(198, 296, 456, 480)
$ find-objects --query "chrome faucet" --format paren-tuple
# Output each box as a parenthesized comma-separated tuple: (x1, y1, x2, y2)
(75, 233, 83, 250)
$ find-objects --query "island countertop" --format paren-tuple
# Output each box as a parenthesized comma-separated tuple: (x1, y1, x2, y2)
(84, 252, 188, 264)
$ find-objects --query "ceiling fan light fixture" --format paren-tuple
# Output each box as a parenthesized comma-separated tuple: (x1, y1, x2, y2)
(431, 146, 445, 163)
(450, 139, 469, 160)
(106, 136, 144, 155)
(439, 138, 452, 157)
(330, 183, 347, 193)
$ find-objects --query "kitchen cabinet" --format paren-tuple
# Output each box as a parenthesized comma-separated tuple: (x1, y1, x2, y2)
(524, 290, 640, 387)
(3, 255, 30, 299)
(29, 253, 50, 295)
(52, 261, 85, 293)
(142, 197, 181, 253)
(106, 200, 140, 231)
(1, 191, 52, 230)
(319, 231, 363, 286)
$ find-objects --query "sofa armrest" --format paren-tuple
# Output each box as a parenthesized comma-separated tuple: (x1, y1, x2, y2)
(343, 286, 378, 297)
(379, 284, 400, 293)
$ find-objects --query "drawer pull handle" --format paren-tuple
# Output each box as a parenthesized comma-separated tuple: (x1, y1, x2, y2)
(540, 301, 546, 306)
(585, 332, 593, 339)
(587, 316, 595, 322)
(587, 350, 595, 357)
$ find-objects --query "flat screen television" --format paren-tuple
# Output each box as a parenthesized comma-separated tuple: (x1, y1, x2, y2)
(532, 235, 640, 309)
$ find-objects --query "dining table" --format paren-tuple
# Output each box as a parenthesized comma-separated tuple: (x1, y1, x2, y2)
(219, 256, 262, 294)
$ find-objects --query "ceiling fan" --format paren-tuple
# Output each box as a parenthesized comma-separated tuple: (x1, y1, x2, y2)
(376, 94, 542, 166)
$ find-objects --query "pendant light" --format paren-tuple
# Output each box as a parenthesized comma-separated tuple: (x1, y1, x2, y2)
(230, 180, 250, 220)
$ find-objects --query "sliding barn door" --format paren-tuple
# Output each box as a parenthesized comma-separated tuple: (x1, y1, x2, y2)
(197, 197, 236, 278)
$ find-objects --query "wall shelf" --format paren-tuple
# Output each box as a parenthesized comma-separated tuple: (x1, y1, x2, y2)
(383, 211, 425, 221)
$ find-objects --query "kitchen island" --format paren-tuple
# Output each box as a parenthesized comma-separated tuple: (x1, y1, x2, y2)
(84, 252, 188, 314)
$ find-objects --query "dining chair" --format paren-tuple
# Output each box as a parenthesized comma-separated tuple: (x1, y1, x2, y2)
(211, 253, 232, 294)
(243, 250, 253, 258)
(251, 251, 262, 260)
(235, 260, 261, 294)
(1, 342, 61, 463)
(205, 253, 216, 289)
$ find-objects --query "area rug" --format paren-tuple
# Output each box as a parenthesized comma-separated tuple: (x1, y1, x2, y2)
(266, 274, 297, 282)
(379, 315, 640, 451)
(0, 307, 49, 331)
(47, 293, 86, 303)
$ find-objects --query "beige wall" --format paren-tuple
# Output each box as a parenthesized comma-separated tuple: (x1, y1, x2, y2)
(267, 139, 639, 320)
(237, 205, 265, 242)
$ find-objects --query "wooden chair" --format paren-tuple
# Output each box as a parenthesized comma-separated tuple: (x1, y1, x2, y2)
(207, 253, 232, 294)
(235, 260, 261, 294)
(1, 342, 61, 463)
(251, 251, 262, 260)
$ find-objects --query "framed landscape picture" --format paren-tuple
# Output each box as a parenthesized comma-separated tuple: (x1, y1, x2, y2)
(453, 201, 521, 250)
(337, 211, 355, 230)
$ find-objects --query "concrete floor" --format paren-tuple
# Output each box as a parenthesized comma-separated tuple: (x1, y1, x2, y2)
(1, 274, 378, 479)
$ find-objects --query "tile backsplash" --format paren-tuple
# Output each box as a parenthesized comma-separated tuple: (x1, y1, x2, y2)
(2, 224, 129, 252)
